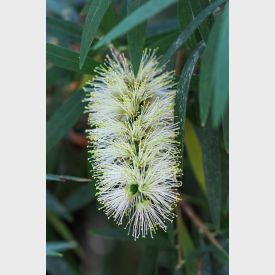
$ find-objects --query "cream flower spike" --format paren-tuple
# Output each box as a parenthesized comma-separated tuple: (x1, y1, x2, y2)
(84, 49, 182, 240)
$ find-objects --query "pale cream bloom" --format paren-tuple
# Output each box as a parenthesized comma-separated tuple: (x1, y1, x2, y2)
(84, 49, 182, 240)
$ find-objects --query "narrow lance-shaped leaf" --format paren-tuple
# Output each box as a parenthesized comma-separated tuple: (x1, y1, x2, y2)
(146, 31, 180, 55)
(175, 41, 206, 167)
(46, 211, 82, 256)
(46, 90, 85, 153)
(127, 0, 148, 75)
(178, 212, 197, 275)
(93, 0, 177, 50)
(177, 0, 198, 49)
(200, 128, 222, 228)
(185, 119, 206, 193)
(46, 43, 99, 74)
(160, 0, 226, 66)
(212, 3, 229, 127)
(79, 0, 112, 68)
(187, 0, 212, 42)
(199, 3, 229, 127)
(46, 241, 77, 257)
(46, 174, 91, 183)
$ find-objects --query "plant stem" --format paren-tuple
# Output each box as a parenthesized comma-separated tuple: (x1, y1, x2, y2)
(180, 199, 226, 254)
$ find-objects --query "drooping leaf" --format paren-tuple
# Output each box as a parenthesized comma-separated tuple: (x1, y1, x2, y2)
(46, 241, 77, 257)
(100, 2, 119, 34)
(46, 89, 85, 152)
(200, 128, 222, 228)
(93, 0, 177, 50)
(177, 0, 197, 49)
(137, 246, 158, 275)
(46, 43, 99, 74)
(46, 191, 73, 222)
(160, 0, 226, 66)
(175, 41, 206, 168)
(185, 119, 206, 193)
(127, 0, 148, 75)
(199, 3, 229, 127)
(46, 174, 90, 183)
(79, 0, 112, 68)
(187, 0, 212, 42)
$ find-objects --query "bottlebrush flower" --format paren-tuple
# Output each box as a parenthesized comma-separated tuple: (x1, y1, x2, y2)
(84, 49, 182, 240)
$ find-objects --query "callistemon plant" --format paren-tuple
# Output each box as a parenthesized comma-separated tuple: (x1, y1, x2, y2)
(84, 49, 182, 240)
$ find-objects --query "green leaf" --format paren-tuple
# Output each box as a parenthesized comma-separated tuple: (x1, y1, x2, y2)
(137, 246, 158, 275)
(46, 16, 82, 44)
(46, 90, 85, 153)
(185, 119, 206, 193)
(199, 3, 229, 127)
(46, 191, 73, 222)
(46, 43, 99, 74)
(46, 241, 77, 257)
(93, 0, 177, 50)
(200, 128, 222, 228)
(146, 31, 179, 55)
(222, 103, 229, 152)
(100, 3, 119, 34)
(187, 0, 212, 42)
(127, 0, 148, 75)
(90, 227, 172, 248)
(47, 211, 75, 242)
(211, 237, 229, 275)
(175, 41, 206, 168)
(64, 184, 96, 212)
(80, 0, 92, 16)
(46, 174, 90, 183)
(177, 0, 197, 49)
(178, 214, 197, 275)
(79, 0, 112, 68)
(46, 211, 82, 256)
(200, 240, 213, 275)
(46, 251, 62, 257)
(160, 0, 226, 66)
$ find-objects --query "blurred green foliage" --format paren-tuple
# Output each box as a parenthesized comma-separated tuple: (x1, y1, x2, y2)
(46, 0, 229, 274)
